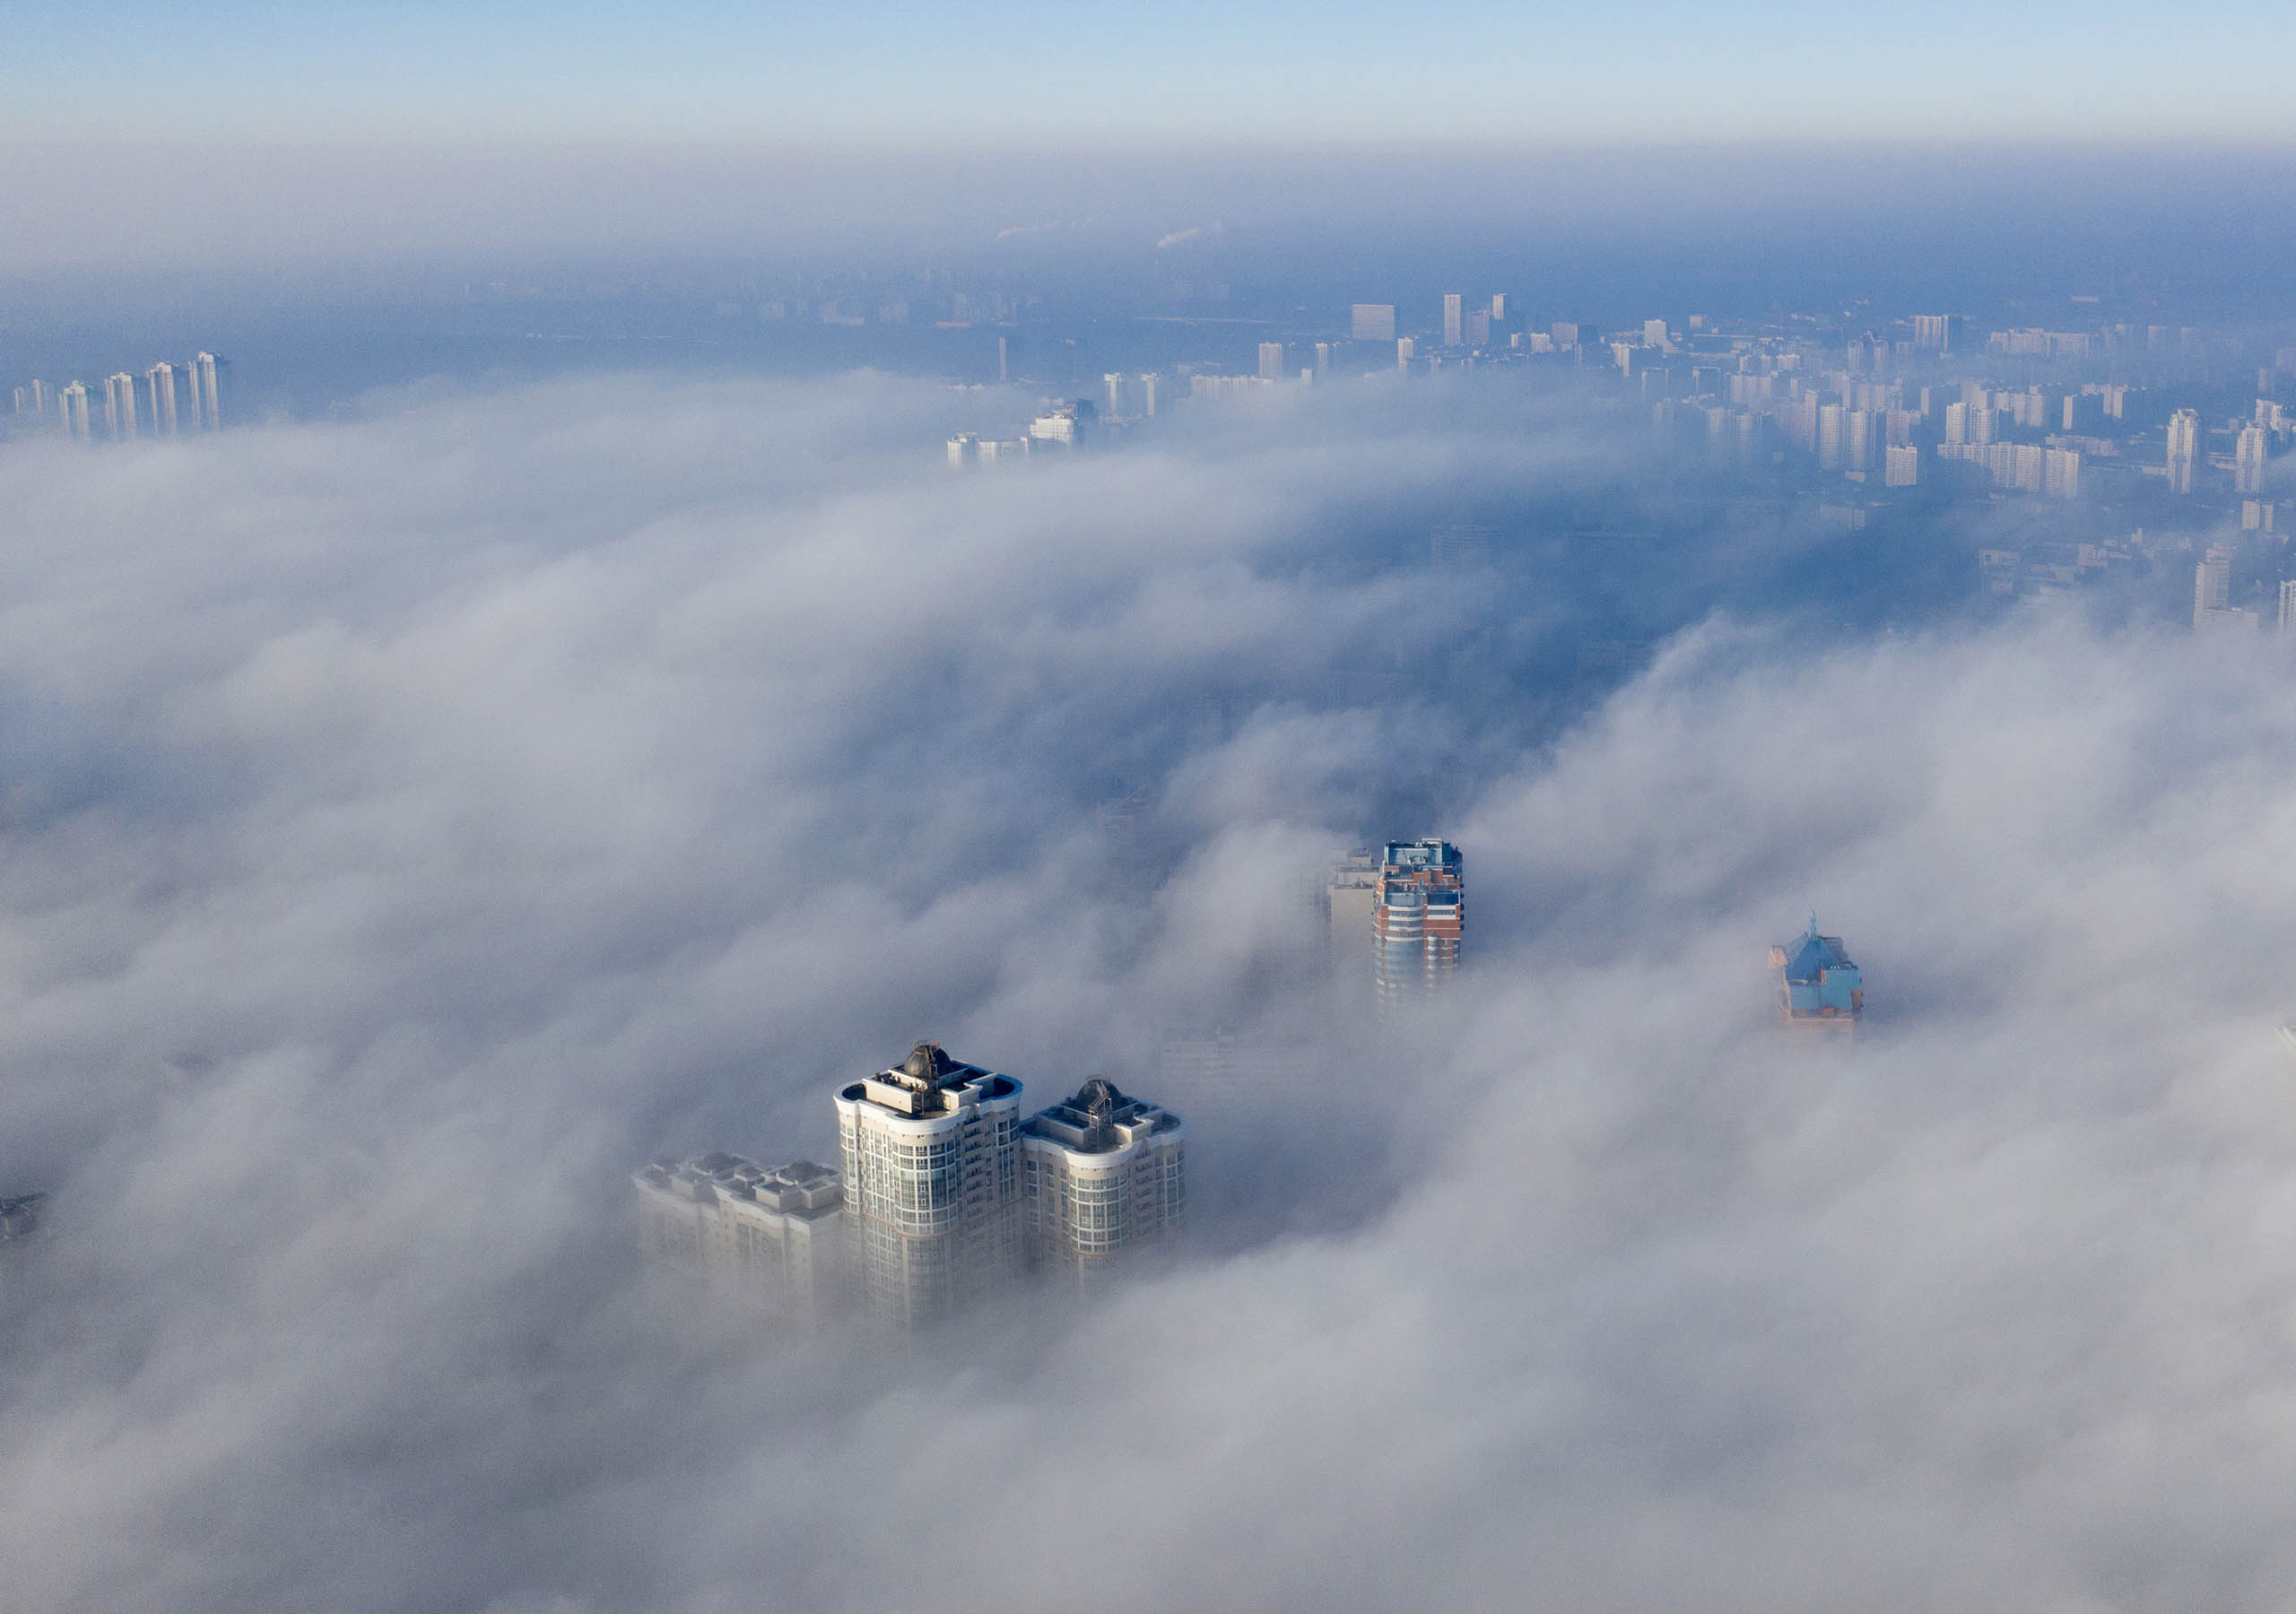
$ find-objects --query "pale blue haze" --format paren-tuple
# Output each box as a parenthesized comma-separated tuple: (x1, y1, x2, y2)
(11, 0, 2294, 141)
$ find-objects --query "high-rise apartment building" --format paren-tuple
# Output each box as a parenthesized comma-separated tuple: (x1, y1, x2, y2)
(1259, 342, 1285, 382)
(1817, 404, 1845, 470)
(146, 362, 178, 436)
(1351, 304, 1396, 343)
(189, 351, 226, 430)
(633, 1154, 847, 1326)
(2194, 544, 2232, 629)
(1442, 293, 1464, 348)
(22, 379, 48, 417)
(1846, 409, 1874, 472)
(1028, 399, 1094, 446)
(2236, 424, 2268, 494)
(2043, 447, 2082, 499)
(1019, 1079, 1185, 1284)
(2166, 408, 2201, 495)
(1883, 444, 1918, 487)
(835, 1042, 1024, 1331)
(1911, 314, 1954, 351)
(2279, 578, 2296, 636)
(1326, 848, 1378, 988)
(1374, 839, 1462, 1006)
(1136, 372, 1161, 418)
(1642, 317, 1671, 352)
(1770, 917, 1862, 1031)
(58, 382, 90, 440)
(102, 373, 138, 441)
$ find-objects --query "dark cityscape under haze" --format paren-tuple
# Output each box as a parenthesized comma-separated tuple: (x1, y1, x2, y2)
(6, 5, 2296, 1611)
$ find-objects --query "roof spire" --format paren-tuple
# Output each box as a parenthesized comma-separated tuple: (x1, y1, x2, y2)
(1808, 912, 1819, 937)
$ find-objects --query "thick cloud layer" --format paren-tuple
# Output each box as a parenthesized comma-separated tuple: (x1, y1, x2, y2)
(2, 373, 2294, 1613)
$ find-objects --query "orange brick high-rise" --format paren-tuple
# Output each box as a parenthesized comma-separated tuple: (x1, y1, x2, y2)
(1374, 839, 1462, 1007)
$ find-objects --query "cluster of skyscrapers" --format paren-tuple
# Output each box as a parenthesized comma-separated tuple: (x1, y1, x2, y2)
(636, 1042, 1184, 1333)
(9, 353, 230, 442)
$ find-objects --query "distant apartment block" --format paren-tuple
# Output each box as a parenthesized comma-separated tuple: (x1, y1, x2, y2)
(102, 373, 137, 440)
(1326, 848, 1378, 987)
(2166, 408, 2201, 494)
(836, 1043, 1024, 1332)
(1351, 304, 1396, 343)
(1028, 398, 1096, 446)
(58, 382, 90, 440)
(1374, 839, 1463, 1006)
(147, 362, 178, 435)
(1911, 314, 1956, 351)
(1019, 1079, 1185, 1284)
(1770, 918, 1862, 1030)
(2042, 447, 2081, 499)
(2194, 543, 2256, 633)
(633, 1154, 847, 1327)
(2236, 424, 2268, 495)
(2194, 544, 2231, 626)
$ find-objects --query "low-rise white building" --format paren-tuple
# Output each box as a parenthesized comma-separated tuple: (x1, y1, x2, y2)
(633, 1154, 847, 1327)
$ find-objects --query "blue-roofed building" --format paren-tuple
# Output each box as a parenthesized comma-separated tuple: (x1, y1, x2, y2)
(1769, 916, 1862, 1030)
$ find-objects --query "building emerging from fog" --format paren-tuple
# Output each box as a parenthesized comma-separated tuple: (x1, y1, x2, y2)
(2166, 408, 2201, 495)
(639, 1042, 1193, 1332)
(1375, 839, 1463, 1007)
(1019, 1079, 1185, 1283)
(1326, 848, 1378, 988)
(836, 1042, 1025, 1331)
(632, 1155, 846, 1326)
(1770, 917, 1863, 1030)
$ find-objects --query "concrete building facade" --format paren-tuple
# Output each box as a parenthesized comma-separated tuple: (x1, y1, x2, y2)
(633, 1153, 847, 1326)
(836, 1042, 1025, 1331)
(1019, 1078, 1185, 1284)
(1375, 839, 1463, 1006)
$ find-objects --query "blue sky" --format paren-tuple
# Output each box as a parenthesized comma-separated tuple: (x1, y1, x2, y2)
(11, 0, 2295, 143)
